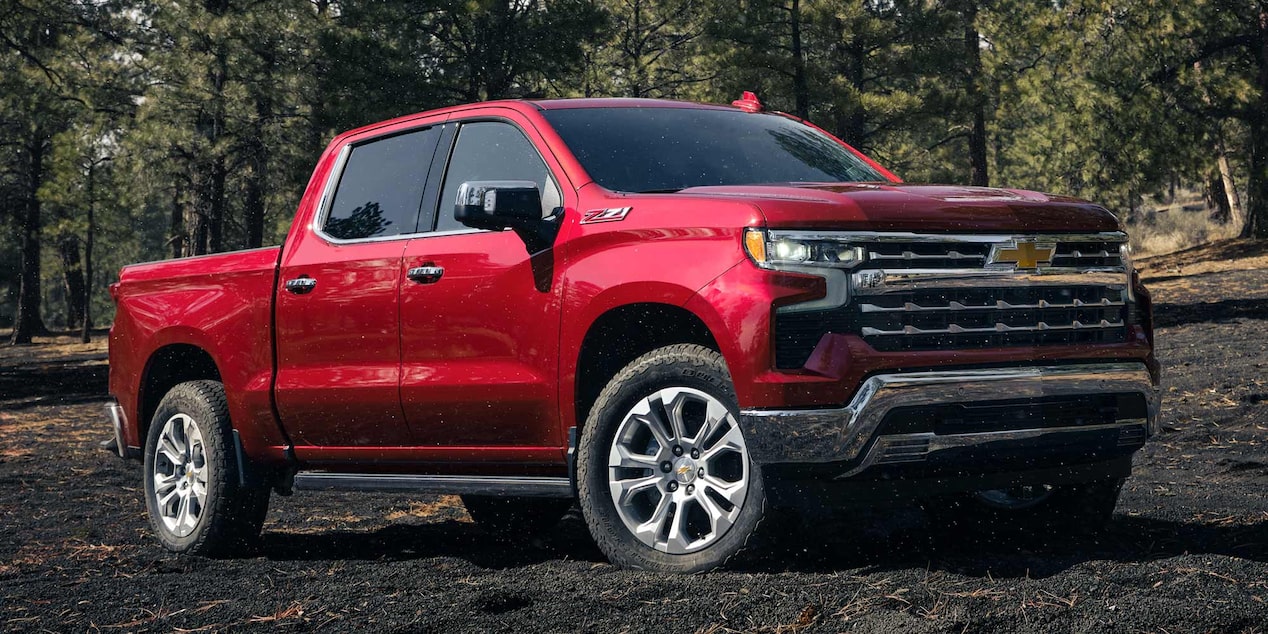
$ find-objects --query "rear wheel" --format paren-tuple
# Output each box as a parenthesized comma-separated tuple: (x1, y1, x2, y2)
(143, 381, 270, 557)
(577, 344, 766, 573)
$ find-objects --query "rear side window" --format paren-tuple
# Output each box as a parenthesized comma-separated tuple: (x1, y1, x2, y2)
(435, 121, 558, 233)
(323, 127, 440, 241)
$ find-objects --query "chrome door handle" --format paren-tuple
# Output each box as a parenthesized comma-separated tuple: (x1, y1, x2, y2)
(284, 277, 317, 294)
(407, 265, 444, 284)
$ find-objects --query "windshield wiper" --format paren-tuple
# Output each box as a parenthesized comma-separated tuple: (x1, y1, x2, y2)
(633, 188, 683, 194)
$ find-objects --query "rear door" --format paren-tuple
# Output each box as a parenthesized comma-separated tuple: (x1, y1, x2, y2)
(274, 122, 444, 450)
(398, 112, 572, 464)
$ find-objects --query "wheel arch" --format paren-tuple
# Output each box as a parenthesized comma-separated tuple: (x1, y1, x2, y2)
(572, 302, 721, 436)
(138, 343, 223, 444)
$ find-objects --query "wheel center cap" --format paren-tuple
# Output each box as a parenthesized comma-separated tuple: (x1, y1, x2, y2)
(672, 457, 697, 484)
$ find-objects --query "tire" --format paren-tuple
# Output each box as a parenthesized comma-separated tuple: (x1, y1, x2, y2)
(577, 344, 767, 573)
(142, 380, 270, 557)
(461, 495, 572, 538)
(924, 478, 1123, 538)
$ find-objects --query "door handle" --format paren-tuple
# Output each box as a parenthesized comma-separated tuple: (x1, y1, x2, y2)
(407, 265, 444, 284)
(284, 277, 317, 294)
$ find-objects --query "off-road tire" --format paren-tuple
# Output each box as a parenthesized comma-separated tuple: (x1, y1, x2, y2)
(577, 344, 767, 573)
(461, 495, 573, 539)
(143, 380, 270, 557)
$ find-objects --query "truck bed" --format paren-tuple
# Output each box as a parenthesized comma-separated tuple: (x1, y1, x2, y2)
(108, 247, 286, 458)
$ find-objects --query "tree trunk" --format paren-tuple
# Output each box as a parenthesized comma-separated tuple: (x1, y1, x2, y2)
(831, 32, 867, 144)
(10, 133, 49, 345)
(790, 0, 809, 120)
(1246, 9, 1268, 239)
(1195, 60, 1248, 233)
(1214, 134, 1245, 231)
(208, 156, 227, 252)
(1249, 116, 1268, 239)
(59, 236, 87, 330)
(169, 187, 184, 259)
(245, 144, 266, 249)
(962, 1, 989, 187)
(245, 47, 274, 250)
(81, 161, 96, 343)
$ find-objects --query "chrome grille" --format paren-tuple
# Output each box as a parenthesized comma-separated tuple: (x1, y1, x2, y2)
(773, 232, 1132, 367)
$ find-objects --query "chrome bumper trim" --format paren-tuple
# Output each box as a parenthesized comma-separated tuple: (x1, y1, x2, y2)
(838, 418, 1149, 478)
(105, 401, 127, 459)
(737, 362, 1160, 467)
(852, 269, 1128, 293)
(771, 230, 1128, 244)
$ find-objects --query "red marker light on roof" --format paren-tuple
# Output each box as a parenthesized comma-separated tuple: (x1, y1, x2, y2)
(731, 91, 763, 113)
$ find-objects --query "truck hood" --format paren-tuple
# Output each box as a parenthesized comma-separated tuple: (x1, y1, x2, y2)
(674, 183, 1120, 233)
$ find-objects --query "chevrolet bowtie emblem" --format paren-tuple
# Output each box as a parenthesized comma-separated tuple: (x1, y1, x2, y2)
(989, 241, 1056, 269)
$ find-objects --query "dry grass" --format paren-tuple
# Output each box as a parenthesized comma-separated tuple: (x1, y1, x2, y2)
(1131, 211, 1241, 256)
(1127, 190, 1243, 257)
(383, 496, 466, 521)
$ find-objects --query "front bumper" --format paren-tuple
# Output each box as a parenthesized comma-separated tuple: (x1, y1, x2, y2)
(737, 362, 1160, 477)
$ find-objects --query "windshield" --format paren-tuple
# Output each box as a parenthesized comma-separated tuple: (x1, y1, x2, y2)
(540, 106, 888, 193)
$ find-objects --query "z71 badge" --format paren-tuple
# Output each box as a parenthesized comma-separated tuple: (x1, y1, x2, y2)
(581, 207, 633, 224)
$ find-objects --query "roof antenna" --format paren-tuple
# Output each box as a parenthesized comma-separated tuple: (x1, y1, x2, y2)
(731, 91, 763, 113)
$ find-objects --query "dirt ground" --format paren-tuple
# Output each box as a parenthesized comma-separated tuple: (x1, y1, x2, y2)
(2, 240, 1267, 633)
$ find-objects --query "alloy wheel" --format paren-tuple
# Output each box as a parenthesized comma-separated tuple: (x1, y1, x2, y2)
(607, 387, 750, 554)
(151, 413, 209, 537)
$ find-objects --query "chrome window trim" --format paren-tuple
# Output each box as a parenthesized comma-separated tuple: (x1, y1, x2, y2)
(433, 116, 565, 232)
(313, 126, 448, 246)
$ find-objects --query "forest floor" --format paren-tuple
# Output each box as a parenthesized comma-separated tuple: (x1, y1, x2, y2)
(2, 239, 1267, 633)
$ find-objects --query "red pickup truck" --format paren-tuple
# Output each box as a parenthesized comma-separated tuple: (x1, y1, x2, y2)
(107, 95, 1160, 572)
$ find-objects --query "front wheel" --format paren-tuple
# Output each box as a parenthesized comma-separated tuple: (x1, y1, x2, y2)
(577, 344, 766, 573)
(142, 381, 270, 557)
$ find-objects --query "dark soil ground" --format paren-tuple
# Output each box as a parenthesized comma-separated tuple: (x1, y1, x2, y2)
(3, 242, 1267, 632)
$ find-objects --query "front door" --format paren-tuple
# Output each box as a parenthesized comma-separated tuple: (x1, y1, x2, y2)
(275, 124, 443, 450)
(398, 115, 570, 464)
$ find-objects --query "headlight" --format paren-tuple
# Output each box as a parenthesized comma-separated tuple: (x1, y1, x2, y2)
(744, 228, 864, 313)
(744, 229, 867, 270)
(1120, 241, 1135, 301)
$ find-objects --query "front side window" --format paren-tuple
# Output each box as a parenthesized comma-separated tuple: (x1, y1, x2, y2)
(436, 121, 560, 233)
(323, 127, 440, 241)
(541, 107, 888, 193)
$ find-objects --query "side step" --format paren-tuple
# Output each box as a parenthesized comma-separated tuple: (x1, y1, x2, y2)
(292, 473, 574, 498)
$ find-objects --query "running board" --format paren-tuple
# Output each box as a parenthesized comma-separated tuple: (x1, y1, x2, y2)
(292, 473, 574, 498)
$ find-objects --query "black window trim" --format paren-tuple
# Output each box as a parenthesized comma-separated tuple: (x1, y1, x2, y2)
(313, 123, 446, 245)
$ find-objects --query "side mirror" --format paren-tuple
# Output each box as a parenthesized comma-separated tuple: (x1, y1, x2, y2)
(455, 181, 542, 231)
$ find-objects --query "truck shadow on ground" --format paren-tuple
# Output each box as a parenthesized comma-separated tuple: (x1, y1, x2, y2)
(0, 360, 108, 411)
(255, 508, 1267, 578)
(1154, 298, 1268, 328)
(258, 515, 605, 569)
(751, 513, 1268, 579)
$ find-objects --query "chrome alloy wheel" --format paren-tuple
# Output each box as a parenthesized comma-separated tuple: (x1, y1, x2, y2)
(151, 413, 209, 537)
(607, 387, 750, 554)
(974, 485, 1055, 510)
